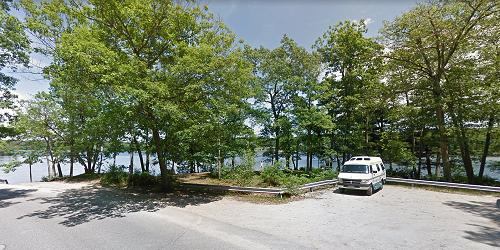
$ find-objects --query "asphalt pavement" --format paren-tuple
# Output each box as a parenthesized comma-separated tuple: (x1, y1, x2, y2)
(0, 182, 498, 249)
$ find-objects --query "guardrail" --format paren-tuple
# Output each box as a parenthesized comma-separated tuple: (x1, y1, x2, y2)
(180, 179, 338, 196)
(387, 177, 500, 193)
(299, 180, 337, 192)
(179, 183, 285, 195)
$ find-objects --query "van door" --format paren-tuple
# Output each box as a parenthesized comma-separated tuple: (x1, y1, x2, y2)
(372, 164, 382, 187)
(370, 165, 378, 183)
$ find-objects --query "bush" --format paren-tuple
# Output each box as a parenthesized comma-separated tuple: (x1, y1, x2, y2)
(309, 168, 337, 182)
(230, 165, 254, 186)
(386, 168, 414, 178)
(261, 162, 285, 186)
(128, 172, 159, 188)
(209, 164, 232, 179)
(101, 165, 128, 186)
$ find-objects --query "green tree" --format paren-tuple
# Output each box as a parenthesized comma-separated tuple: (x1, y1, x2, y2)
(381, 0, 498, 182)
(0, 0, 30, 130)
(315, 20, 383, 164)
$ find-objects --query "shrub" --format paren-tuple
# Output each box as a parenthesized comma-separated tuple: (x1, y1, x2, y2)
(231, 165, 254, 186)
(101, 165, 128, 186)
(386, 168, 414, 178)
(309, 168, 337, 182)
(210, 164, 232, 179)
(261, 162, 285, 186)
(128, 172, 159, 188)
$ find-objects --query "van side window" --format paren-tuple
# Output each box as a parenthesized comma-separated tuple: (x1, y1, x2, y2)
(377, 165, 380, 171)
(369, 166, 373, 173)
(381, 163, 385, 170)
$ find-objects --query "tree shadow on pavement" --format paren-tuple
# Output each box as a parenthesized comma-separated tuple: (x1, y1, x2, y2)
(17, 185, 223, 227)
(0, 188, 37, 208)
(443, 200, 500, 248)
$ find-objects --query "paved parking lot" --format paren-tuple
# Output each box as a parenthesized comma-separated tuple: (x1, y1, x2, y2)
(1, 182, 499, 249)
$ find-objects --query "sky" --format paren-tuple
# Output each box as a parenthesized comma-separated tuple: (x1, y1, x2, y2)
(7, 0, 419, 100)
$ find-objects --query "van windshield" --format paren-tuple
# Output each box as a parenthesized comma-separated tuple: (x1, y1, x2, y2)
(342, 164, 369, 173)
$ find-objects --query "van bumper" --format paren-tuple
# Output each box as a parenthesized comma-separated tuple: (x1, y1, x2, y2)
(337, 183, 371, 190)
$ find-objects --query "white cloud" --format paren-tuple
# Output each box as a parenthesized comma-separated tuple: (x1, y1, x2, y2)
(364, 18, 374, 25)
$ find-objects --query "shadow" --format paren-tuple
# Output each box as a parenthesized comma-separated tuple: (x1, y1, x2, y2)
(443, 200, 500, 247)
(17, 185, 223, 227)
(0, 188, 37, 208)
(333, 187, 383, 196)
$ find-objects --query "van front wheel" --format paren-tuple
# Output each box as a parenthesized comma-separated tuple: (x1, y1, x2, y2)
(366, 185, 373, 196)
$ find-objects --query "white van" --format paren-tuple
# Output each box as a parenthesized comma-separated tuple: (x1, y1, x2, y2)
(337, 156, 386, 196)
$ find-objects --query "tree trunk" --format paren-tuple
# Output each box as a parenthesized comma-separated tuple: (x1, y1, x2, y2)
(152, 127, 172, 189)
(57, 162, 63, 178)
(98, 148, 103, 174)
(145, 151, 150, 172)
(417, 130, 423, 179)
(436, 104, 451, 181)
(86, 149, 93, 174)
(274, 133, 280, 164)
(46, 154, 51, 178)
(285, 154, 290, 169)
(129, 144, 134, 175)
(425, 147, 432, 177)
(450, 102, 474, 183)
(134, 137, 146, 173)
(295, 139, 299, 170)
(435, 152, 441, 177)
(29, 163, 32, 183)
(145, 129, 150, 172)
(479, 113, 495, 180)
(218, 138, 221, 179)
(91, 148, 99, 173)
(306, 128, 312, 171)
(336, 155, 341, 172)
(46, 137, 56, 177)
(70, 150, 74, 177)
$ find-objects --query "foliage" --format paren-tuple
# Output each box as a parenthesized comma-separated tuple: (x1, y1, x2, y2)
(261, 162, 286, 186)
(0, 0, 30, 124)
(128, 172, 160, 188)
(1, 0, 498, 187)
(101, 165, 128, 186)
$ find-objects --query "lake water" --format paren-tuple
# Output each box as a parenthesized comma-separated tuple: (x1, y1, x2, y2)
(1, 153, 499, 184)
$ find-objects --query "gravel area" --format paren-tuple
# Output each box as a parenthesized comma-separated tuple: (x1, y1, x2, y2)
(181, 185, 500, 249)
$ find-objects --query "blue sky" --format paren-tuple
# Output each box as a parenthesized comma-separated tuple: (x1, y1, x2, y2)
(9, 0, 419, 100)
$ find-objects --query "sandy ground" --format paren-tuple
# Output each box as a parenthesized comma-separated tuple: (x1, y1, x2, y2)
(1, 182, 499, 249)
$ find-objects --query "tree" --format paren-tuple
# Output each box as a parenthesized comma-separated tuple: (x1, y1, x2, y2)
(0, 0, 30, 130)
(315, 20, 383, 164)
(381, 0, 498, 182)
(22, 0, 254, 188)
(248, 40, 295, 164)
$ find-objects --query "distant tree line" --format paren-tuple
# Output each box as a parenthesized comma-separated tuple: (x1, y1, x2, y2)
(0, 0, 498, 187)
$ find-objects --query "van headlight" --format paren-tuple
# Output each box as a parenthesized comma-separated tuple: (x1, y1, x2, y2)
(338, 178, 343, 183)
(361, 179, 370, 184)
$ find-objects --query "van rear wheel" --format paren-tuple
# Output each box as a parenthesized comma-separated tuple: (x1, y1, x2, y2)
(366, 185, 373, 196)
